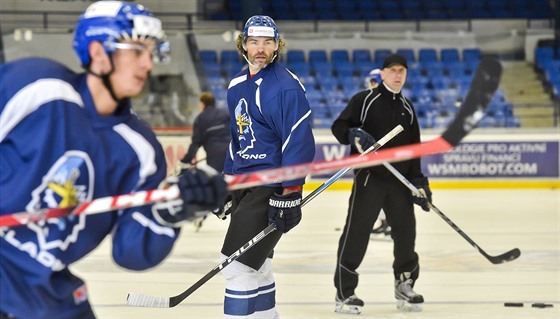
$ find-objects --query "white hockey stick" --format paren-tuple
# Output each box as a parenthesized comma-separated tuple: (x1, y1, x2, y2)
(126, 57, 503, 308)
(381, 161, 520, 264)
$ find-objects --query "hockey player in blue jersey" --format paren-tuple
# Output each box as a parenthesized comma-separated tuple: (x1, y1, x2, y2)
(217, 15, 315, 318)
(0, 2, 227, 318)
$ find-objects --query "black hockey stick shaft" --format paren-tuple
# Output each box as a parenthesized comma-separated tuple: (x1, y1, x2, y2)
(128, 126, 405, 308)
(428, 204, 521, 264)
(380, 161, 520, 264)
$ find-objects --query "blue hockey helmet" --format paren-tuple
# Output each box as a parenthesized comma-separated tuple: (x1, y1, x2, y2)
(73, 1, 169, 66)
(365, 68, 382, 87)
(242, 15, 279, 44)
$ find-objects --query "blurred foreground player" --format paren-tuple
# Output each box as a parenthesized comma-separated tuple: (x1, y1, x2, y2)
(0, 2, 226, 318)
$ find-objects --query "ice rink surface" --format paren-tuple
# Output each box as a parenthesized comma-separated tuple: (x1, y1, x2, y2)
(72, 189, 559, 318)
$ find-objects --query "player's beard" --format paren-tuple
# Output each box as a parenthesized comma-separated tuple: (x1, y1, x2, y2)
(248, 52, 274, 70)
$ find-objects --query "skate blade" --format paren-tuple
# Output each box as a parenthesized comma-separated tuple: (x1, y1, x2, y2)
(396, 299, 423, 312)
(335, 303, 362, 314)
(369, 234, 392, 241)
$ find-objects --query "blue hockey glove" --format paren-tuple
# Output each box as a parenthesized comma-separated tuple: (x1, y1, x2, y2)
(212, 193, 233, 220)
(411, 176, 432, 212)
(152, 166, 228, 227)
(268, 192, 303, 233)
(348, 128, 375, 153)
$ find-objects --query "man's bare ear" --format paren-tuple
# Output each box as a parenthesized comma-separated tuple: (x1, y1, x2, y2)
(89, 42, 110, 71)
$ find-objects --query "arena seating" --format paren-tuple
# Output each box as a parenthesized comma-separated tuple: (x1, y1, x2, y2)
(199, 47, 520, 129)
(534, 46, 560, 100)
(214, 0, 552, 21)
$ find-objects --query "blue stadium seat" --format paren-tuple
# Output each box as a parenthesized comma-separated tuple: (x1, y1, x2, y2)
(418, 48, 438, 62)
(352, 49, 372, 63)
(535, 47, 554, 70)
(287, 61, 311, 77)
(292, 1, 313, 13)
(312, 61, 334, 77)
(356, 1, 377, 12)
(287, 50, 306, 63)
(309, 50, 328, 63)
(331, 49, 350, 62)
(463, 48, 481, 62)
(314, 0, 336, 17)
(333, 61, 355, 78)
(200, 50, 218, 64)
(440, 48, 460, 63)
(374, 49, 393, 64)
(221, 50, 239, 64)
(396, 48, 416, 62)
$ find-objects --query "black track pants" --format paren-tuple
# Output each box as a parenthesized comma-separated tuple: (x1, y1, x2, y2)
(334, 170, 419, 299)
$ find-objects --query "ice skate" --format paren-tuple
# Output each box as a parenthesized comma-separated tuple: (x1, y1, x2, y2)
(335, 295, 364, 314)
(395, 277, 423, 312)
(370, 220, 391, 241)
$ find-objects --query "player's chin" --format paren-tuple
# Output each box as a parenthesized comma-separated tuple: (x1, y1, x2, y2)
(123, 85, 144, 98)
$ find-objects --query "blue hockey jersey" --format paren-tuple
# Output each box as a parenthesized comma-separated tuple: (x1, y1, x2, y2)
(0, 58, 179, 318)
(224, 62, 315, 187)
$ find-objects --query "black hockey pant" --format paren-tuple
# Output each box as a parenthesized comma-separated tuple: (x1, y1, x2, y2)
(221, 186, 283, 270)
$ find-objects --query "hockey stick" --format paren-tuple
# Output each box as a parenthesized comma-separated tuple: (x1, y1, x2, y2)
(0, 58, 501, 229)
(126, 57, 502, 308)
(126, 125, 405, 308)
(380, 161, 520, 264)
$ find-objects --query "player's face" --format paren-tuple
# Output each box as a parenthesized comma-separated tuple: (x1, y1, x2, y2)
(111, 39, 155, 98)
(381, 65, 407, 92)
(245, 36, 276, 71)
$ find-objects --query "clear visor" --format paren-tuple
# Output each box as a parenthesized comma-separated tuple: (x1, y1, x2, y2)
(105, 40, 170, 64)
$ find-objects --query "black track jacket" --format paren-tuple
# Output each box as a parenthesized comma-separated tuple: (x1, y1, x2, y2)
(331, 82, 424, 180)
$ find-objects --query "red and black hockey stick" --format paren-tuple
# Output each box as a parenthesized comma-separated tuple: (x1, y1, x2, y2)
(0, 55, 501, 229)
(126, 57, 503, 308)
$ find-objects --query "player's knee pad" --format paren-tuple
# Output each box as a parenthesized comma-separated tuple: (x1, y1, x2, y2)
(220, 254, 258, 289)
(257, 257, 274, 285)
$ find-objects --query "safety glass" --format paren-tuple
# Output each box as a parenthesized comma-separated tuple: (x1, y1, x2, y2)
(106, 41, 170, 64)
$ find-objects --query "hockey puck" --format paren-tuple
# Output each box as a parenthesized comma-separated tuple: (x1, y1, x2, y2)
(504, 302, 523, 307)
(531, 303, 553, 308)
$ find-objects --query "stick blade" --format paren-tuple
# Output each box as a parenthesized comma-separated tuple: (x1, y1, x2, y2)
(489, 248, 521, 264)
(127, 292, 170, 308)
(442, 57, 503, 146)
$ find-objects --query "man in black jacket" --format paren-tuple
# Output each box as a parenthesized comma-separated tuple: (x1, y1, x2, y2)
(331, 53, 432, 314)
(181, 92, 230, 172)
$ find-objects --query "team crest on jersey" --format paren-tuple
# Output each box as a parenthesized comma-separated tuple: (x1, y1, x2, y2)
(25, 150, 94, 251)
(234, 98, 257, 155)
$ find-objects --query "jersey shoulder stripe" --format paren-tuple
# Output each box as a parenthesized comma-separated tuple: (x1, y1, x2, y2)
(0, 78, 83, 142)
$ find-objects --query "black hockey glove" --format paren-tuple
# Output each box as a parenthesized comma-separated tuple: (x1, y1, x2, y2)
(268, 192, 303, 233)
(411, 176, 432, 212)
(152, 166, 228, 227)
(212, 193, 233, 220)
(348, 128, 375, 153)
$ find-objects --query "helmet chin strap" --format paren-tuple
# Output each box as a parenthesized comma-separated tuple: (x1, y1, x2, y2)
(243, 52, 277, 71)
(87, 56, 122, 104)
